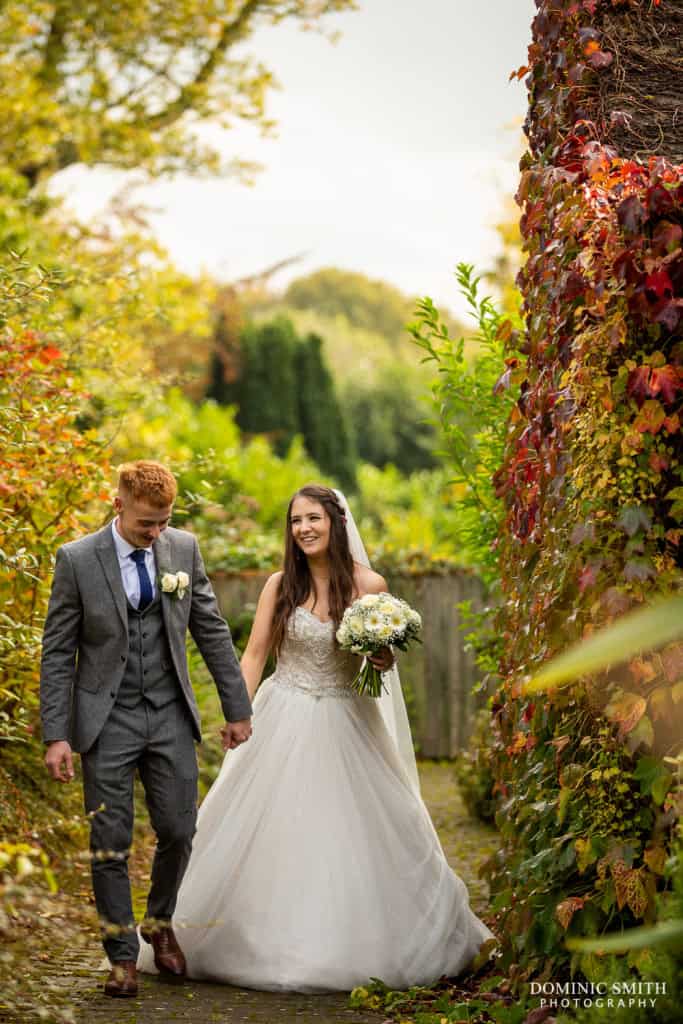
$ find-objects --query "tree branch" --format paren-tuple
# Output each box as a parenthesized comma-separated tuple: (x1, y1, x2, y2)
(144, 0, 265, 132)
(39, 0, 69, 88)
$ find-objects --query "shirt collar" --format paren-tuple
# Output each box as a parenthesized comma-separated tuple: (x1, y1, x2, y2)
(111, 517, 145, 561)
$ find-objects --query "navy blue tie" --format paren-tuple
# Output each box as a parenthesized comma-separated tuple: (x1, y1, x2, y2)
(130, 549, 153, 611)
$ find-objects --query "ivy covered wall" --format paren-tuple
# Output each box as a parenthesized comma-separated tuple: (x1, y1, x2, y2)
(485, 0, 683, 989)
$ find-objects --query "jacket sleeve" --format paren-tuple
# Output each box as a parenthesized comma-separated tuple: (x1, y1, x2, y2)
(188, 537, 252, 722)
(40, 546, 82, 744)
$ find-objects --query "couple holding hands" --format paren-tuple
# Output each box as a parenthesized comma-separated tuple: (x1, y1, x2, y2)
(40, 460, 493, 997)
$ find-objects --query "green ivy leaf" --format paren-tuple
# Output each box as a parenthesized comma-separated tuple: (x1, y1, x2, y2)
(633, 756, 673, 804)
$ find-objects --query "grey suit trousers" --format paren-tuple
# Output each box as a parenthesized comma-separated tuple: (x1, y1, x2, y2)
(81, 699, 198, 963)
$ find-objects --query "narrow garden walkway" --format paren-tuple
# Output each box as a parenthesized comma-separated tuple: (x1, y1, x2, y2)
(4, 761, 498, 1024)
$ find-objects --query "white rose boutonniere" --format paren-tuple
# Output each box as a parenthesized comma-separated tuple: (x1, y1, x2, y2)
(160, 570, 190, 600)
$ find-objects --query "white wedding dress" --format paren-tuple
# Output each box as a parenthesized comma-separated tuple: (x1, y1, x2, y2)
(137, 606, 495, 992)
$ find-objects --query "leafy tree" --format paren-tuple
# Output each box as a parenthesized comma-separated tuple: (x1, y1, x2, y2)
(295, 333, 355, 489)
(206, 293, 245, 406)
(1, 0, 356, 187)
(0, 257, 111, 741)
(284, 268, 422, 343)
(342, 366, 441, 477)
(209, 315, 355, 483)
(234, 317, 299, 453)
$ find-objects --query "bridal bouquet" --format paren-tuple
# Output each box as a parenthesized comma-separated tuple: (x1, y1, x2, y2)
(336, 593, 422, 697)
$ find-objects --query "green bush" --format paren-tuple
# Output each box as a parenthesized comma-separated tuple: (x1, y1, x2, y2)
(454, 708, 497, 825)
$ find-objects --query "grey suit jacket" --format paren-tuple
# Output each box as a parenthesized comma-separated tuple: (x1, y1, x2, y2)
(40, 523, 252, 753)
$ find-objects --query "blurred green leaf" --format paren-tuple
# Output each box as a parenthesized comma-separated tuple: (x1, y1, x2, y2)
(524, 595, 683, 694)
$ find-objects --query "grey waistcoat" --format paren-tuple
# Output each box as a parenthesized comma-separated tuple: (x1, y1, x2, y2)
(116, 594, 181, 709)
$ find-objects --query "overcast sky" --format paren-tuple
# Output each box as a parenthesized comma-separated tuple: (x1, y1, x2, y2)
(53, 0, 536, 319)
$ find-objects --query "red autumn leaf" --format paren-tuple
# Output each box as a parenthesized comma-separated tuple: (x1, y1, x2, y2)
(37, 345, 62, 364)
(652, 220, 682, 254)
(649, 452, 669, 473)
(626, 365, 651, 405)
(617, 195, 646, 235)
(644, 269, 673, 302)
(663, 412, 680, 433)
(647, 184, 675, 218)
(649, 365, 683, 404)
(633, 399, 666, 434)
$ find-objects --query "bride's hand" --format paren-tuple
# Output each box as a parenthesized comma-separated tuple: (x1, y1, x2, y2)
(368, 646, 394, 672)
(221, 719, 252, 751)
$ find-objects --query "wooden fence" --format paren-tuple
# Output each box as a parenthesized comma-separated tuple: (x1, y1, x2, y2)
(211, 569, 488, 758)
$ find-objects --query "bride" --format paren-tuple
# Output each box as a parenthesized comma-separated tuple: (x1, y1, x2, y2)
(138, 484, 496, 992)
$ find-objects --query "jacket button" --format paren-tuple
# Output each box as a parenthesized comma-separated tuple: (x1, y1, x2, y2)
(110, 690, 116, 698)
(142, 633, 148, 639)
(120, 655, 126, 662)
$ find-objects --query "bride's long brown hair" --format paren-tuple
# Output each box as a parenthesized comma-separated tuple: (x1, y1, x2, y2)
(270, 485, 355, 658)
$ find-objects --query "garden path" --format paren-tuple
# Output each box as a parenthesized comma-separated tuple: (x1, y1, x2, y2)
(4, 761, 498, 1024)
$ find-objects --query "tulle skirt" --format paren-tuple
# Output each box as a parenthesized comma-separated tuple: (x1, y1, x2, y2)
(137, 675, 495, 992)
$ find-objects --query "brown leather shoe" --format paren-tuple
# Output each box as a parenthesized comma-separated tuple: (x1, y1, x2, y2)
(104, 960, 138, 998)
(140, 924, 186, 982)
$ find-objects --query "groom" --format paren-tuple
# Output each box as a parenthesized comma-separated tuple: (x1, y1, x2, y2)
(40, 460, 252, 997)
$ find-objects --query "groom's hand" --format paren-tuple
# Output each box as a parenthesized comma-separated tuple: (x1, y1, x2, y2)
(220, 719, 252, 751)
(45, 740, 75, 783)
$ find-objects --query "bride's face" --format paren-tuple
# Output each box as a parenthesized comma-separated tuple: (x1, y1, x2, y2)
(290, 497, 331, 558)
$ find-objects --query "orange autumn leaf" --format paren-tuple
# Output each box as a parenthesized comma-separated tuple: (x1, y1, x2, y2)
(556, 896, 586, 930)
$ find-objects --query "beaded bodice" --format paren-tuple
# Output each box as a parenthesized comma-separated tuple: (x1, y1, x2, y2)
(265, 607, 359, 699)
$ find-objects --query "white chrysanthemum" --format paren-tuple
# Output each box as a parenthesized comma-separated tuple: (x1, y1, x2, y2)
(336, 624, 350, 644)
(409, 608, 422, 626)
(366, 611, 385, 632)
(347, 614, 364, 637)
(377, 600, 395, 615)
(389, 610, 407, 629)
(359, 594, 380, 607)
(376, 623, 393, 640)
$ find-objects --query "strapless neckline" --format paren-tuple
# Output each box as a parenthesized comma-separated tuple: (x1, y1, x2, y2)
(295, 606, 333, 627)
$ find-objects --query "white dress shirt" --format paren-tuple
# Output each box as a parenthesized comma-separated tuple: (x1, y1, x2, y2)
(111, 519, 157, 608)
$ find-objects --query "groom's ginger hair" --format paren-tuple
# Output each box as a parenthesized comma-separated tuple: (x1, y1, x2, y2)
(117, 461, 177, 506)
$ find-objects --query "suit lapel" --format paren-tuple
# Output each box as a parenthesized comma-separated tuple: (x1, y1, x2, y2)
(95, 524, 127, 629)
(153, 531, 176, 637)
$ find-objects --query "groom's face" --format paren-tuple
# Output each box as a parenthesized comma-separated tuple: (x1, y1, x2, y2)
(114, 493, 173, 549)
